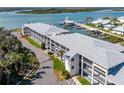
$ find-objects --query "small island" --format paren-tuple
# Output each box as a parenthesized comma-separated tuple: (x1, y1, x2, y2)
(16, 8, 103, 14)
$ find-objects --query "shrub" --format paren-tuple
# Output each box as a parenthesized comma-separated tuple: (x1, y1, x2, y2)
(77, 76, 91, 85)
(62, 70, 70, 79)
(50, 55, 70, 80)
(105, 34, 123, 43)
(41, 43, 46, 50)
(47, 51, 54, 55)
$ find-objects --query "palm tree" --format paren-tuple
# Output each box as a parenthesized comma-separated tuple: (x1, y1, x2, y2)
(8, 52, 20, 72)
(0, 60, 10, 84)
(85, 17, 93, 24)
(28, 53, 37, 67)
(97, 22, 104, 28)
(0, 27, 5, 31)
(59, 50, 65, 61)
(110, 17, 118, 27)
(59, 50, 65, 76)
(18, 53, 24, 72)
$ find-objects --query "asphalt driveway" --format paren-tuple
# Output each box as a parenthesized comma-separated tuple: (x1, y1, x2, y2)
(12, 32, 68, 85)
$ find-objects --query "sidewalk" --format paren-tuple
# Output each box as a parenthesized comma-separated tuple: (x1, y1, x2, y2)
(72, 76, 82, 85)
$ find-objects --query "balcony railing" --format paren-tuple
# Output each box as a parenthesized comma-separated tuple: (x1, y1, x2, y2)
(83, 61, 92, 67)
(83, 68, 92, 76)
(94, 68, 106, 77)
(93, 75, 105, 84)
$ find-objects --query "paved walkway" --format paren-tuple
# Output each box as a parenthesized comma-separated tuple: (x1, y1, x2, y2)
(12, 32, 68, 85)
(72, 76, 82, 85)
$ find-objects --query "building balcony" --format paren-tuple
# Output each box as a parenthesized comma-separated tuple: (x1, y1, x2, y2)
(83, 68, 92, 76)
(83, 61, 92, 68)
(93, 75, 105, 84)
(94, 68, 106, 77)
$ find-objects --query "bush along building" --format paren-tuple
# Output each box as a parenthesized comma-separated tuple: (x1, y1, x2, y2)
(22, 23, 124, 85)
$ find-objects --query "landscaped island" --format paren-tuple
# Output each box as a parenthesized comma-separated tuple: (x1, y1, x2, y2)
(16, 8, 103, 14)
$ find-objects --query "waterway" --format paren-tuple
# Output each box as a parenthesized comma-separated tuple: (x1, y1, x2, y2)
(0, 10, 124, 35)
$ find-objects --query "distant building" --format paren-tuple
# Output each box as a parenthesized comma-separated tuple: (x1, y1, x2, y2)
(63, 17, 74, 26)
(92, 19, 110, 25)
(118, 16, 124, 23)
(112, 25, 124, 35)
(22, 23, 124, 85)
(104, 24, 114, 30)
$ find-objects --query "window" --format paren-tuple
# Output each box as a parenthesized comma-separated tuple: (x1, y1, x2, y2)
(71, 66, 74, 69)
(71, 58, 74, 61)
(79, 55, 82, 60)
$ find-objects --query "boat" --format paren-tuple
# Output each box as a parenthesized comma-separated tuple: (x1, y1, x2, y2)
(63, 17, 75, 26)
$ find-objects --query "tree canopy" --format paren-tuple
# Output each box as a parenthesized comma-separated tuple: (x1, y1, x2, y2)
(0, 28, 38, 85)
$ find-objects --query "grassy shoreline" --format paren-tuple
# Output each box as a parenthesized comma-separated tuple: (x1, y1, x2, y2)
(86, 24, 124, 43)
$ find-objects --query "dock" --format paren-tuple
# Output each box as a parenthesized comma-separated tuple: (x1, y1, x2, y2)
(73, 22, 124, 39)
(74, 22, 97, 31)
(60, 18, 124, 39)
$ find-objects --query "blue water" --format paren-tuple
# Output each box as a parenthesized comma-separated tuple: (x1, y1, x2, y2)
(1, 10, 124, 35)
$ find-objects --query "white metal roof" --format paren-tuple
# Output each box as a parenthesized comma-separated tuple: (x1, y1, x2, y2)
(64, 50, 77, 59)
(24, 23, 69, 37)
(118, 16, 124, 22)
(113, 26, 124, 32)
(24, 23, 124, 69)
(50, 33, 124, 69)
(23, 23, 124, 84)
(104, 24, 114, 28)
(92, 19, 110, 25)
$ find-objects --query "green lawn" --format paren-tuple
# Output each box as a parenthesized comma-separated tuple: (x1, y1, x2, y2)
(50, 55, 70, 80)
(119, 42, 124, 46)
(104, 34, 123, 43)
(77, 76, 91, 85)
(86, 24, 124, 43)
(25, 37, 41, 48)
(52, 56, 64, 71)
(10, 28, 22, 32)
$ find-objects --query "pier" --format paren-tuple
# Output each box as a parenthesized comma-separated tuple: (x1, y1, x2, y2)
(60, 18, 124, 40)
(74, 22, 124, 40)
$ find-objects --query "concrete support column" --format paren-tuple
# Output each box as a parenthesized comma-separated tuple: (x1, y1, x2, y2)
(21, 27, 24, 36)
(105, 71, 108, 85)
(91, 63, 94, 85)
(81, 58, 84, 77)
(50, 39, 52, 52)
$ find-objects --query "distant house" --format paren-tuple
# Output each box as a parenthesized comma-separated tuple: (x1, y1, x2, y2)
(112, 25, 124, 35)
(104, 24, 114, 30)
(118, 16, 124, 23)
(92, 19, 110, 26)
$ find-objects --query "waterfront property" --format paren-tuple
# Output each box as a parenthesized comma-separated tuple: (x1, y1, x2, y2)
(118, 16, 124, 23)
(103, 24, 114, 30)
(91, 19, 110, 26)
(112, 25, 124, 35)
(90, 17, 124, 35)
(22, 23, 124, 85)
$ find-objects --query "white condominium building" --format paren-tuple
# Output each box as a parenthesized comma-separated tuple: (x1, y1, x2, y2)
(22, 23, 124, 85)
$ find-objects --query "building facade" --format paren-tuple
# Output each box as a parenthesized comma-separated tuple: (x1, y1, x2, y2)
(22, 23, 124, 85)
